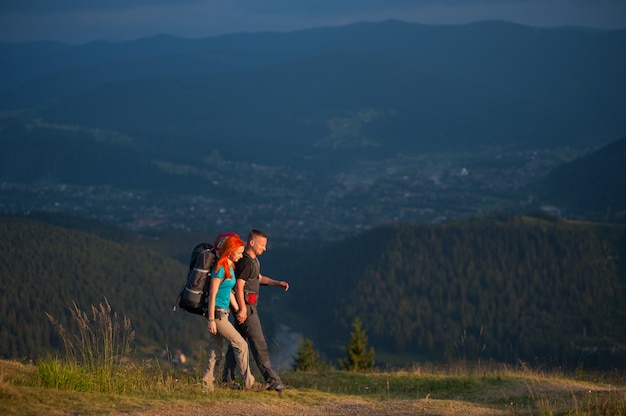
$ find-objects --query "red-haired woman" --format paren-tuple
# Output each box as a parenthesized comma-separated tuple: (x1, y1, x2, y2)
(203, 235, 266, 391)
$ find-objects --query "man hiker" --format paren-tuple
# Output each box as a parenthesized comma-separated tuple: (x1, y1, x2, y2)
(222, 229, 291, 391)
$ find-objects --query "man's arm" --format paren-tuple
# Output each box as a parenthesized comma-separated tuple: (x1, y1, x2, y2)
(234, 256, 253, 323)
(259, 274, 289, 291)
(234, 278, 247, 323)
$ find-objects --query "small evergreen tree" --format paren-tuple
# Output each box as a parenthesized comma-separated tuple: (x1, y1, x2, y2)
(292, 337, 324, 371)
(339, 317, 375, 372)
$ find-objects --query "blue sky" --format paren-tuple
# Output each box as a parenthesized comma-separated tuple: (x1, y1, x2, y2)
(1, 0, 625, 44)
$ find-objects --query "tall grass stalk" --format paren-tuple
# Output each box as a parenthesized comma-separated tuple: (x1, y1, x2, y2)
(44, 298, 136, 392)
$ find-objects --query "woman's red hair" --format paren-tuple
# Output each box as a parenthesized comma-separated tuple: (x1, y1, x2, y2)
(215, 235, 245, 279)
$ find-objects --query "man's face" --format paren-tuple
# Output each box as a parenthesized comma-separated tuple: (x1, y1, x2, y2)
(250, 236, 267, 256)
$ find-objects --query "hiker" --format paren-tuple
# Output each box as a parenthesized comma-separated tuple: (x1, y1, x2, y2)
(203, 234, 266, 392)
(222, 229, 291, 391)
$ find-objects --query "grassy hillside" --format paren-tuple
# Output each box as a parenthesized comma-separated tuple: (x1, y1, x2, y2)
(0, 217, 206, 361)
(1, 359, 625, 416)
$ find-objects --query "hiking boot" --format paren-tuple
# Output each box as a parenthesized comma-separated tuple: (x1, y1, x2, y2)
(221, 381, 242, 390)
(270, 382, 292, 391)
(246, 381, 269, 392)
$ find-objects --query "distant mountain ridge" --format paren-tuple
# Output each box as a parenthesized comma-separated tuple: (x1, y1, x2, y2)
(1, 20, 624, 166)
(2, 20, 623, 89)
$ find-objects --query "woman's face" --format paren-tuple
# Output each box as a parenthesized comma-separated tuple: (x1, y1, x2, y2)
(229, 246, 245, 262)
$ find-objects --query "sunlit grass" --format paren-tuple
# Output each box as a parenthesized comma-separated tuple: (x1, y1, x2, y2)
(1, 300, 623, 415)
(43, 298, 141, 394)
(280, 364, 626, 415)
(1, 358, 625, 416)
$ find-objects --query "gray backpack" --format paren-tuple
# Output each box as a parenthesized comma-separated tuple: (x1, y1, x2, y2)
(175, 243, 217, 315)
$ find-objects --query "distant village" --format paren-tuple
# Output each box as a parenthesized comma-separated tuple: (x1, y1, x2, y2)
(0, 146, 576, 243)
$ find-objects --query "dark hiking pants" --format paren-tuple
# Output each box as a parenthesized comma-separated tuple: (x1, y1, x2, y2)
(222, 303, 282, 385)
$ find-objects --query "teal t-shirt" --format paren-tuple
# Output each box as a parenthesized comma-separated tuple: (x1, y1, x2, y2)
(212, 265, 236, 309)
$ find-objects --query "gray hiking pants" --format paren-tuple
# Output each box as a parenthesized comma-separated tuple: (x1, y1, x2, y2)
(204, 310, 256, 389)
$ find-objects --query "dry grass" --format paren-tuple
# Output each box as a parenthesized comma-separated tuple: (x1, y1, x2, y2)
(1, 359, 625, 416)
(3, 301, 621, 415)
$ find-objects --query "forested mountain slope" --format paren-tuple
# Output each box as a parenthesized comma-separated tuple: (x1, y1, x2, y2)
(282, 216, 626, 368)
(0, 217, 202, 360)
(2, 215, 625, 370)
(534, 136, 626, 217)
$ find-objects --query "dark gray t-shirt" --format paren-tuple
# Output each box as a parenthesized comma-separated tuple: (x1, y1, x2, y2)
(235, 252, 261, 294)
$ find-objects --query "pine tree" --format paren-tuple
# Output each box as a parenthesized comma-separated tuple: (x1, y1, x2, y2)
(339, 317, 375, 372)
(292, 337, 324, 371)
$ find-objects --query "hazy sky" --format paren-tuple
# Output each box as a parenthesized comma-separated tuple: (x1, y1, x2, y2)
(1, 0, 625, 44)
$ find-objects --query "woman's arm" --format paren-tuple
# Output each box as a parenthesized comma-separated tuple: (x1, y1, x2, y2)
(229, 290, 240, 313)
(206, 277, 221, 334)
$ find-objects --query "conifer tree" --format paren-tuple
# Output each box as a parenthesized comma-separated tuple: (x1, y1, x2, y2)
(339, 317, 375, 372)
(292, 337, 324, 371)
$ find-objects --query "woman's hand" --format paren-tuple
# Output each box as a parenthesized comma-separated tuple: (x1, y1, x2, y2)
(207, 319, 217, 334)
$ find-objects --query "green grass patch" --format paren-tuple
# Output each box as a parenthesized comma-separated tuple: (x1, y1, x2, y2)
(282, 369, 512, 400)
(1, 359, 625, 416)
(3, 300, 622, 415)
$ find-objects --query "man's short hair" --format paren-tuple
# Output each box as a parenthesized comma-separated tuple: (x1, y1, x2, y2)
(247, 229, 267, 242)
